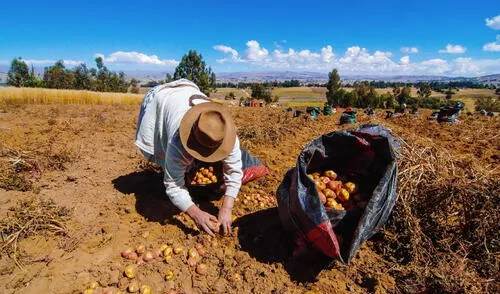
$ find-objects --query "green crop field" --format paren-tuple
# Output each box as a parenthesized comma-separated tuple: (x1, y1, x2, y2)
(214, 87, 496, 110)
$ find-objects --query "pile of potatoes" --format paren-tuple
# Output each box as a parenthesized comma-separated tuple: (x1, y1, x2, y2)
(308, 170, 367, 211)
(80, 243, 210, 293)
(189, 166, 217, 185)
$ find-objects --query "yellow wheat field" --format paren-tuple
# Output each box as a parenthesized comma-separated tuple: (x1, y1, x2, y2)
(0, 87, 143, 105)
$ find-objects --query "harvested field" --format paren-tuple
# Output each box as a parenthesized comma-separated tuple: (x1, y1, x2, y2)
(0, 102, 498, 293)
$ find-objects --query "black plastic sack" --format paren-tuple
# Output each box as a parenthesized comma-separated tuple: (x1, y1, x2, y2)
(186, 150, 269, 200)
(437, 106, 460, 123)
(340, 111, 357, 125)
(323, 105, 333, 116)
(306, 106, 321, 120)
(276, 124, 400, 262)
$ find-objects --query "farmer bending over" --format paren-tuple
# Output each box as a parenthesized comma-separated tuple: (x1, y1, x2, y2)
(135, 79, 242, 236)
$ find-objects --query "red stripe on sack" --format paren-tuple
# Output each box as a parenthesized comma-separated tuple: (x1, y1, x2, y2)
(242, 166, 270, 184)
(306, 221, 340, 258)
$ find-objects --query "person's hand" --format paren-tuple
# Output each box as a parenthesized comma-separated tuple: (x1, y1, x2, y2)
(218, 196, 235, 235)
(185, 205, 217, 236)
(218, 206, 232, 235)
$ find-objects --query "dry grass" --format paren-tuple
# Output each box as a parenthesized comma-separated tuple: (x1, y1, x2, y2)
(0, 87, 142, 105)
(272, 87, 326, 98)
(0, 197, 70, 269)
(372, 118, 500, 293)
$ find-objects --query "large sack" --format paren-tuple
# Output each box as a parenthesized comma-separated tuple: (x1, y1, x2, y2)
(340, 111, 357, 125)
(276, 124, 400, 262)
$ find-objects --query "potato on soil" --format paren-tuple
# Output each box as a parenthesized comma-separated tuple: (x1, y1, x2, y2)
(196, 263, 208, 275)
(124, 265, 136, 279)
(128, 280, 139, 293)
(165, 270, 174, 281)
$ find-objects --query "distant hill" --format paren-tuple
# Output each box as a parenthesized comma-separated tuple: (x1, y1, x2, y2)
(216, 71, 500, 85)
(477, 74, 500, 85)
(1, 64, 498, 86)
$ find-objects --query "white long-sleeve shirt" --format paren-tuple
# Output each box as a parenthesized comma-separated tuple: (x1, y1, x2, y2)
(135, 79, 243, 211)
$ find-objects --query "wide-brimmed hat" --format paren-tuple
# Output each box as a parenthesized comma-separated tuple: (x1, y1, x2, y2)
(179, 101, 236, 162)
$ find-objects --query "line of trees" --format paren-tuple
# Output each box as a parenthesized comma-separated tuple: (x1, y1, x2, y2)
(326, 69, 461, 109)
(5, 50, 217, 95)
(7, 57, 130, 92)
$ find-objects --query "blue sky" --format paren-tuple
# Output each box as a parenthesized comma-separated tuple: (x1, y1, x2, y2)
(0, 0, 499, 76)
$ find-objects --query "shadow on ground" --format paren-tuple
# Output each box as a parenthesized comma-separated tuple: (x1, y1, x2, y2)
(113, 170, 333, 281)
(235, 208, 334, 283)
(112, 169, 219, 235)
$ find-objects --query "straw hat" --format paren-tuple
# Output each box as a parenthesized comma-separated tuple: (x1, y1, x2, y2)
(179, 101, 236, 162)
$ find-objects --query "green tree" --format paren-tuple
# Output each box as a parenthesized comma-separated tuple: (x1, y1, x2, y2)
(250, 83, 272, 103)
(94, 56, 109, 92)
(73, 63, 92, 90)
(165, 73, 173, 83)
(417, 83, 432, 98)
(397, 85, 411, 106)
(341, 91, 357, 107)
(392, 85, 401, 98)
(43, 60, 75, 89)
(173, 50, 216, 95)
(444, 87, 455, 100)
(7, 58, 30, 87)
(326, 69, 343, 106)
(381, 93, 396, 109)
(25, 65, 44, 87)
(475, 97, 500, 112)
(130, 78, 140, 94)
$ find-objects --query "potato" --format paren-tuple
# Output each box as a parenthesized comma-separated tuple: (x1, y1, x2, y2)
(165, 270, 174, 281)
(344, 182, 357, 194)
(337, 188, 350, 201)
(323, 170, 337, 180)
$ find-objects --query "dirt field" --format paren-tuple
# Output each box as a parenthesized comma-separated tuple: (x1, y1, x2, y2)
(0, 103, 498, 293)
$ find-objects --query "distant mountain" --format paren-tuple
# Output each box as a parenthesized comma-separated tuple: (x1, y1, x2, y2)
(216, 71, 328, 82)
(216, 71, 500, 84)
(1, 65, 499, 86)
(477, 74, 500, 85)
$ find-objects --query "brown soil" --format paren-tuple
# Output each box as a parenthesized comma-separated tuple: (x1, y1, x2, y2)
(0, 105, 498, 293)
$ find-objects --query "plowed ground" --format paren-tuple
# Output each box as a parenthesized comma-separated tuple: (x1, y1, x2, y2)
(0, 104, 498, 293)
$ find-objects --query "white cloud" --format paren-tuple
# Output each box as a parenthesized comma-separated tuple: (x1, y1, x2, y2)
(483, 42, 500, 52)
(63, 60, 84, 66)
(245, 40, 269, 62)
(483, 35, 500, 52)
(213, 45, 238, 56)
(452, 57, 481, 75)
(400, 47, 419, 53)
(213, 45, 241, 63)
(486, 15, 500, 30)
(21, 59, 83, 66)
(213, 40, 500, 76)
(95, 51, 178, 67)
(439, 44, 467, 54)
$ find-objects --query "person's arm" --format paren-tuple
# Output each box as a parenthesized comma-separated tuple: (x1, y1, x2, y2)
(164, 143, 217, 236)
(218, 137, 243, 234)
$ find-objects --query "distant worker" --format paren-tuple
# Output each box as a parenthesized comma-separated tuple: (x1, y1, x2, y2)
(437, 102, 463, 123)
(135, 79, 243, 235)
